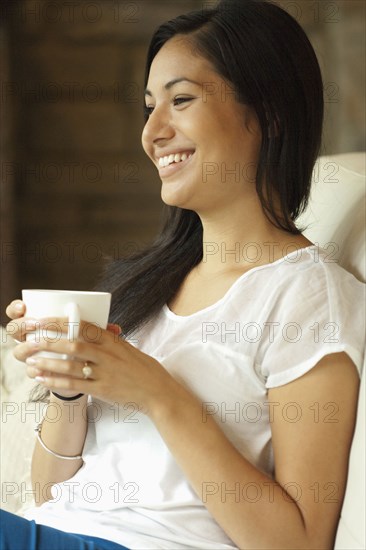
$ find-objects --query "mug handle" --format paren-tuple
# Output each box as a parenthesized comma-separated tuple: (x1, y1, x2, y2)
(64, 302, 80, 341)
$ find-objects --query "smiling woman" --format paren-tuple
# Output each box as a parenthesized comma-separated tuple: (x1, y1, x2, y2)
(2, 1, 365, 549)
(142, 39, 262, 214)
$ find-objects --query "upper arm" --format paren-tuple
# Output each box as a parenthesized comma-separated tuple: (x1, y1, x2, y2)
(268, 352, 360, 548)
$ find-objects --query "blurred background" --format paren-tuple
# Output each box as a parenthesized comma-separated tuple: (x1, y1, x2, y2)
(1, 0, 365, 325)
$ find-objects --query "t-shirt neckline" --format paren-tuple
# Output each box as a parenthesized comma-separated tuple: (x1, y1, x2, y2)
(163, 245, 318, 320)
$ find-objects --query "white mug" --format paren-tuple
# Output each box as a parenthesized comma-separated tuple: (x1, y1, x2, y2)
(22, 289, 112, 359)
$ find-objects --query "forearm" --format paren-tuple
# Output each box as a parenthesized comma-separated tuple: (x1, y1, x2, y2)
(32, 393, 88, 505)
(149, 381, 314, 550)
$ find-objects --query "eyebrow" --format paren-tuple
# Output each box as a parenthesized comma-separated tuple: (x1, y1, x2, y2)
(144, 77, 201, 96)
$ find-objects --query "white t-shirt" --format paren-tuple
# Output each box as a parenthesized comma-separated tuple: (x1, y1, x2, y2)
(25, 246, 365, 549)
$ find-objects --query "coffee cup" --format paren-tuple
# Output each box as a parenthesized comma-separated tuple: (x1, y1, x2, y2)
(21, 289, 111, 359)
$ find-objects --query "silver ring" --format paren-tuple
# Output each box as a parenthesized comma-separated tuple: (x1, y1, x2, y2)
(82, 362, 93, 379)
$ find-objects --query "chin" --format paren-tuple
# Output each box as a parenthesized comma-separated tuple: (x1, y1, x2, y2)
(160, 177, 205, 212)
(161, 188, 189, 209)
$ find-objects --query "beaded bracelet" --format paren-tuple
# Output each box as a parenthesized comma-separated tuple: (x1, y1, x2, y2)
(52, 392, 84, 401)
(34, 422, 83, 461)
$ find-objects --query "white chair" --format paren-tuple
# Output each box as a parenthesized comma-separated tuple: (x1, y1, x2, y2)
(297, 152, 365, 550)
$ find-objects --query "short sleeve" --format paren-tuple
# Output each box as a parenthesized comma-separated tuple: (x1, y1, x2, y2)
(258, 261, 365, 389)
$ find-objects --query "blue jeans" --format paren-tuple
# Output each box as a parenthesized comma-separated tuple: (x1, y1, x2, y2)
(0, 509, 130, 550)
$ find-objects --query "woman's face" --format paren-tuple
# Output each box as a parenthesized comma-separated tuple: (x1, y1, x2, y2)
(141, 35, 262, 214)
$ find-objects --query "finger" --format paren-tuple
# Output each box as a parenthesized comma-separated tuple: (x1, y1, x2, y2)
(13, 340, 42, 362)
(13, 322, 117, 365)
(5, 300, 26, 320)
(15, 336, 100, 365)
(21, 316, 87, 337)
(26, 365, 47, 380)
(107, 323, 122, 336)
(33, 318, 108, 345)
(31, 317, 70, 336)
(25, 356, 96, 380)
(5, 318, 40, 343)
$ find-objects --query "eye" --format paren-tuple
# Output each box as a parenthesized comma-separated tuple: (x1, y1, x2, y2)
(144, 105, 154, 117)
(173, 96, 194, 106)
(143, 96, 194, 119)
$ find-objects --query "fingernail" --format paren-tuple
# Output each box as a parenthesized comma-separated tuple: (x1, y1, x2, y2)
(15, 303, 24, 311)
(26, 357, 37, 365)
(35, 376, 45, 382)
(108, 324, 122, 335)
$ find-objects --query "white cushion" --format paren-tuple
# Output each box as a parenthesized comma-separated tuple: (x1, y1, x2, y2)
(297, 152, 365, 282)
(298, 152, 365, 549)
(0, 328, 45, 514)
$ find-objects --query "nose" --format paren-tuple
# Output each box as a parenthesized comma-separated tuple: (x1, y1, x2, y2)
(141, 104, 175, 155)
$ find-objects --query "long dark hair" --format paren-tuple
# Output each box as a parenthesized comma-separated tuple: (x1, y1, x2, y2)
(99, 0, 324, 337)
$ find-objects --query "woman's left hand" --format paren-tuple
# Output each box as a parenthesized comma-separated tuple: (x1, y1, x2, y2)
(14, 317, 172, 414)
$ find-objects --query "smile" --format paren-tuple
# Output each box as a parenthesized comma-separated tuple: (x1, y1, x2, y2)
(158, 150, 194, 168)
(157, 151, 195, 177)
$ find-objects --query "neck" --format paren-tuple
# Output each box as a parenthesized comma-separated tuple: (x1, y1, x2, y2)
(196, 196, 311, 275)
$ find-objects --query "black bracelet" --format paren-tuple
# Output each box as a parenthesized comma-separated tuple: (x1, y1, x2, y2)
(52, 392, 84, 401)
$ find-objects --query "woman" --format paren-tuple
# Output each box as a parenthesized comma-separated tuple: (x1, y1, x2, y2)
(1, 0, 364, 548)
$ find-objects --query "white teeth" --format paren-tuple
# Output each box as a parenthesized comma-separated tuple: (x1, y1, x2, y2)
(158, 151, 194, 168)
